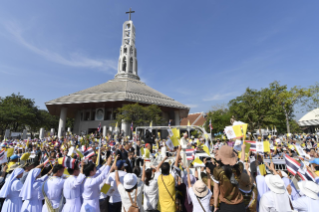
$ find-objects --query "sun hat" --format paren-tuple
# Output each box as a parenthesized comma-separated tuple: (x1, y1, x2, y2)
(192, 180, 208, 198)
(239, 172, 252, 191)
(215, 145, 237, 166)
(123, 173, 137, 189)
(298, 181, 319, 200)
(7, 163, 20, 172)
(280, 170, 288, 178)
(265, 174, 285, 194)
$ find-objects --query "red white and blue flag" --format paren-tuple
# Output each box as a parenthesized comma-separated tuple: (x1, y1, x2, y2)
(44, 158, 56, 167)
(131, 122, 133, 131)
(245, 140, 256, 152)
(97, 123, 101, 133)
(84, 147, 95, 159)
(284, 154, 315, 182)
(62, 156, 76, 169)
(186, 149, 195, 160)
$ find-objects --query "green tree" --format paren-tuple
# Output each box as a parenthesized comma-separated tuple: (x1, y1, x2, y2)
(115, 103, 164, 127)
(272, 83, 311, 133)
(204, 109, 231, 134)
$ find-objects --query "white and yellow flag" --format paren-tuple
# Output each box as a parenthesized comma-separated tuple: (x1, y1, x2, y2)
(224, 123, 247, 140)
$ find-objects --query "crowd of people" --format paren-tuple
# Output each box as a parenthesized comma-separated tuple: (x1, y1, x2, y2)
(0, 130, 318, 212)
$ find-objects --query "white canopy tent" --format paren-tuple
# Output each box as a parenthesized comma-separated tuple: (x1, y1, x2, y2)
(298, 108, 319, 127)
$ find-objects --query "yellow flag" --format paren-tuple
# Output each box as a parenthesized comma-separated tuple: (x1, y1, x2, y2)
(192, 157, 205, 167)
(259, 164, 267, 176)
(202, 145, 210, 156)
(149, 121, 153, 127)
(115, 122, 118, 129)
(187, 120, 190, 126)
(263, 141, 270, 153)
(244, 142, 251, 154)
(170, 128, 180, 146)
(145, 148, 150, 158)
(101, 184, 111, 194)
(75, 150, 84, 158)
(6, 148, 14, 158)
(58, 157, 64, 164)
(20, 153, 30, 161)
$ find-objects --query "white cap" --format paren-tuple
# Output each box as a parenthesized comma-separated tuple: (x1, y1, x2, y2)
(123, 173, 137, 190)
(298, 181, 319, 200)
(265, 175, 285, 194)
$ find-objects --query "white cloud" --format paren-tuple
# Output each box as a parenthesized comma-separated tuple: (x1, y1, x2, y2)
(203, 92, 237, 101)
(2, 21, 117, 73)
(186, 104, 198, 108)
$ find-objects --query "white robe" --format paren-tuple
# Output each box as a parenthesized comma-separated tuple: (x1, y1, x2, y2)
(41, 176, 65, 212)
(20, 175, 48, 212)
(1, 179, 23, 212)
(292, 196, 319, 212)
(179, 137, 188, 166)
(62, 174, 86, 212)
(259, 190, 292, 212)
(80, 165, 111, 212)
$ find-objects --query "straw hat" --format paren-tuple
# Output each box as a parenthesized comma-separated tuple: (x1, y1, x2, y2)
(8, 163, 20, 172)
(215, 145, 237, 166)
(239, 172, 252, 191)
(265, 175, 285, 194)
(192, 180, 208, 197)
(298, 181, 319, 200)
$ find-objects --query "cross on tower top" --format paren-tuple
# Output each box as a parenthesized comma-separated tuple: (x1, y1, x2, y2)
(126, 8, 135, 20)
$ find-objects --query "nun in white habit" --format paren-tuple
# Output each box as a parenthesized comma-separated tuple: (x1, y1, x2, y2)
(80, 156, 113, 212)
(259, 174, 293, 212)
(290, 180, 319, 212)
(0, 167, 24, 212)
(19, 168, 49, 212)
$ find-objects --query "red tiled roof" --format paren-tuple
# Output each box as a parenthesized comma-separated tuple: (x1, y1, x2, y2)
(180, 112, 206, 126)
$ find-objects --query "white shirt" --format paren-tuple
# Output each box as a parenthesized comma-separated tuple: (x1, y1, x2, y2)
(259, 191, 292, 212)
(188, 187, 212, 212)
(63, 174, 85, 199)
(105, 170, 127, 203)
(118, 180, 144, 212)
(292, 196, 319, 212)
(143, 172, 160, 210)
(41, 176, 65, 210)
(82, 165, 111, 200)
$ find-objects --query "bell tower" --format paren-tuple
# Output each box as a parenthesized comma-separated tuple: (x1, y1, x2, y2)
(115, 8, 140, 80)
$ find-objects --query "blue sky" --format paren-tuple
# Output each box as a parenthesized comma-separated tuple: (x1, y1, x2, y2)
(1, 1, 319, 120)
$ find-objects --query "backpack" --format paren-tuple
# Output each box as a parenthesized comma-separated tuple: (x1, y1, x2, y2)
(123, 188, 140, 212)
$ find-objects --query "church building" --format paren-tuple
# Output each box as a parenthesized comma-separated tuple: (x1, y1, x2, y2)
(45, 10, 189, 138)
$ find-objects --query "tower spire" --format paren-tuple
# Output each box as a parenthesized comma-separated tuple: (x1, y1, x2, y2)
(115, 10, 139, 80)
(126, 8, 135, 20)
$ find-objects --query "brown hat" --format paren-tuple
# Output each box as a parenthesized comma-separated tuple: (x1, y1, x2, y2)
(192, 180, 209, 197)
(238, 172, 252, 191)
(215, 145, 237, 166)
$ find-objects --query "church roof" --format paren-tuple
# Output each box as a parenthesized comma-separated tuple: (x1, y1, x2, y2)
(180, 112, 207, 126)
(298, 108, 319, 126)
(45, 77, 189, 110)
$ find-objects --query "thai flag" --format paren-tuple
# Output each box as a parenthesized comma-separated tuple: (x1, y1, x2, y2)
(0, 150, 5, 160)
(62, 156, 76, 169)
(209, 119, 213, 130)
(245, 140, 256, 152)
(97, 123, 101, 133)
(131, 122, 133, 131)
(84, 147, 95, 159)
(186, 149, 195, 160)
(284, 154, 315, 182)
(81, 145, 87, 152)
(43, 158, 56, 167)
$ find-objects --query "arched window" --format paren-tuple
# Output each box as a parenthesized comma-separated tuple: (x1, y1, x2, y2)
(122, 57, 127, 71)
(126, 24, 131, 29)
(129, 58, 133, 73)
(135, 59, 138, 74)
(130, 46, 134, 55)
(124, 47, 127, 54)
